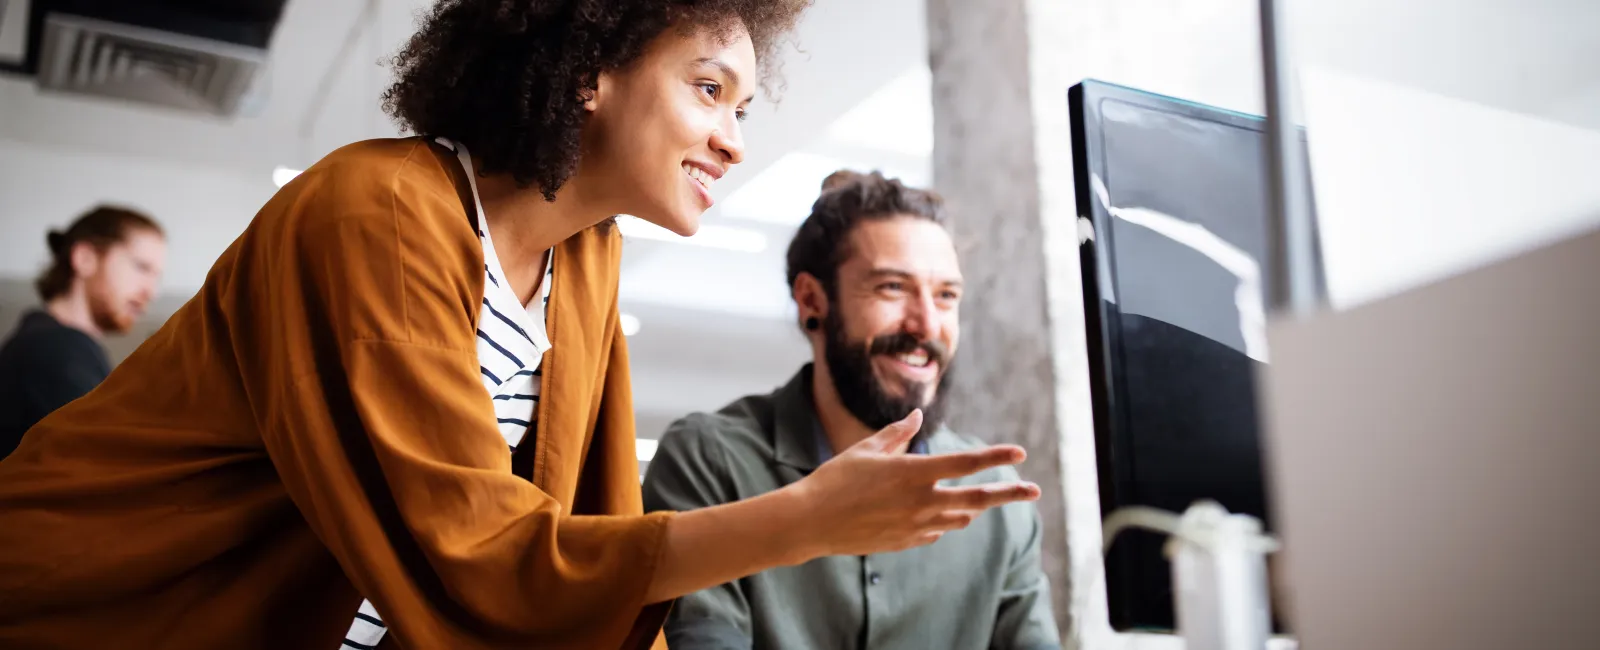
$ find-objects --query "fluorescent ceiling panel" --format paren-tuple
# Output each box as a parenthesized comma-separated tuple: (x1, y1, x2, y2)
(718, 151, 852, 225)
(719, 65, 934, 227)
(619, 244, 794, 322)
(616, 215, 767, 253)
(719, 151, 926, 226)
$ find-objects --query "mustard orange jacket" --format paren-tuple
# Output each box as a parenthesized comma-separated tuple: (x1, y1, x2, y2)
(0, 138, 673, 649)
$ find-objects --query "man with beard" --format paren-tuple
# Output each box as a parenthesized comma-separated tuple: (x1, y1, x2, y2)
(0, 206, 166, 459)
(642, 171, 1060, 650)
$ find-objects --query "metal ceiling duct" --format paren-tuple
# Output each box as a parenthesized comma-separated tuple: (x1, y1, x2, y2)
(8, 0, 288, 117)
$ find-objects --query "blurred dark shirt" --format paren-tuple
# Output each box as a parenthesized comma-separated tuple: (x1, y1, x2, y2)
(0, 310, 110, 459)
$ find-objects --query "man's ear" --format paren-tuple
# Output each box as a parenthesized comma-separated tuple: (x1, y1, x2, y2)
(69, 241, 101, 279)
(793, 273, 829, 329)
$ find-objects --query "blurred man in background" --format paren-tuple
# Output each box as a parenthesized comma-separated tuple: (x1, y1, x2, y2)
(643, 171, 1061, 650)
(0, 206, 166, 459)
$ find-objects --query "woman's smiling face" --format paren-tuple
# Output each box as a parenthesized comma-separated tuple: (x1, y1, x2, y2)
(582, 22, 756, 235)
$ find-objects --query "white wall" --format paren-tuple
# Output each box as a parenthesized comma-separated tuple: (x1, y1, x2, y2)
(0, 138, 272, 294)
(1302, 68, 1600, 309)
(0, 137, 269, 365)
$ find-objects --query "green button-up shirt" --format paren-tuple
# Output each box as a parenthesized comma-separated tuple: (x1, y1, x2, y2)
(642, 366, 1061, 650)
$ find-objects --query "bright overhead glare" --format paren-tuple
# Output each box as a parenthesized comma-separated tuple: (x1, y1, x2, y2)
(718, 152, 852, 225)
(619, 313, 642, 337)
(616, 216, 767, 253)
(272, 166, 303, 188)
(636, 438, 659, 463)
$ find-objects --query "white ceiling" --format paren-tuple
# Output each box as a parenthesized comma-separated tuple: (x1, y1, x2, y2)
(1288, 0, 1600, 134)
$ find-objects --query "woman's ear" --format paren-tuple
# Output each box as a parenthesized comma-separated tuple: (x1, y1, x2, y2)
(583, 74, 609, 112)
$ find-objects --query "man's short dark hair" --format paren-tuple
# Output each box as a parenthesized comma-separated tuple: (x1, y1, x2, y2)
(784, 170, 947, 299)
(35, 206, 163, 302)
(383, 0, 810, 201)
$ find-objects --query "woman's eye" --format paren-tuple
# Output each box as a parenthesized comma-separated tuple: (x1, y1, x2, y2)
(735, 108, 747, 122)
(698, 83, 720, 99)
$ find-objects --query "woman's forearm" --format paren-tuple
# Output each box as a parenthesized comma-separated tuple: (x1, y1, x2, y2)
(641, 411, 1039, 605)
(644, 483, 820, 604)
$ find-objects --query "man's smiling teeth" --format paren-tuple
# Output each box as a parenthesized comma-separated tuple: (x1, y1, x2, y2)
(898, 350, 930, 368)
(683, 164, 715, 189)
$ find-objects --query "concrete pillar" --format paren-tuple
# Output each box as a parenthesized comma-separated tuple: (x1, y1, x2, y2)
(924, 0, 1075, 639)
(925, 0, 1265, 646)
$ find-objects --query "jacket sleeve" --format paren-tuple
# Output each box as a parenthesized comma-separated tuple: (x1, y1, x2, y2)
(250, 168, 672, 650)
(642, 415, 754, 650)
(586, 299, 673, 650)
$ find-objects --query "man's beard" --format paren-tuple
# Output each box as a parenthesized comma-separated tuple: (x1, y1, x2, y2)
(821, 310, 952, 442)
(85, 275, 136, 335)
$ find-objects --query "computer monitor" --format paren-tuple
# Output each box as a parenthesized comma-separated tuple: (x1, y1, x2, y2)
(1069, 79, 1309, 632)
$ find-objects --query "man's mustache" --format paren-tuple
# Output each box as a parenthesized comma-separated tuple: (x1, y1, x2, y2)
(866, 332, 949, 368)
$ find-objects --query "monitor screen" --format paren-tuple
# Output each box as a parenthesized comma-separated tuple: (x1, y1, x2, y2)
(1070, 80, 1306, 633)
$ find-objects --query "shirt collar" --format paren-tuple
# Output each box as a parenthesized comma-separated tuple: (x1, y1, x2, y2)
(772, 364, 931, 472)
(22, 310, 59, 328)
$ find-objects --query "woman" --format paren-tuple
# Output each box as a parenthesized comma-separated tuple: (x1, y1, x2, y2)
(0, 1, 1040, 649)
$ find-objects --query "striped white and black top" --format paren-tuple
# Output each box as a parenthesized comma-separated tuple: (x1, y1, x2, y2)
(341, 138, 553, 649)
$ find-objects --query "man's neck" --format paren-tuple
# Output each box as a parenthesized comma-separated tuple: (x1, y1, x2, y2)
(809, 361, 878, 456)
(44, 291, 101, 338)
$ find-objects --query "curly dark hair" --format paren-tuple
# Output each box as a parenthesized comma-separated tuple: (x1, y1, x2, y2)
(785, 170, 948, 300)
(383, 0, 809, 201)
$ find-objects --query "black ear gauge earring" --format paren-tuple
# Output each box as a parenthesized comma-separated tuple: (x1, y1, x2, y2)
(804, 316, 820, 331)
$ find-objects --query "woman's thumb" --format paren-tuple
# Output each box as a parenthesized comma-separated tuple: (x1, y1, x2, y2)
(863, 409, 923, 453)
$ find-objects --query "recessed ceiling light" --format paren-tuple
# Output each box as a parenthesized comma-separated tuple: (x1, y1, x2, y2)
(620, 312, 641, 337)
(636, 438, 658, 462)
(615, 216, 767, 253)
(272, 166, 302, 188)
(717, 152, 850, 225)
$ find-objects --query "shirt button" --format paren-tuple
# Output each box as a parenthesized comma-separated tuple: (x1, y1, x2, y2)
(868, 572, 883, 585)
